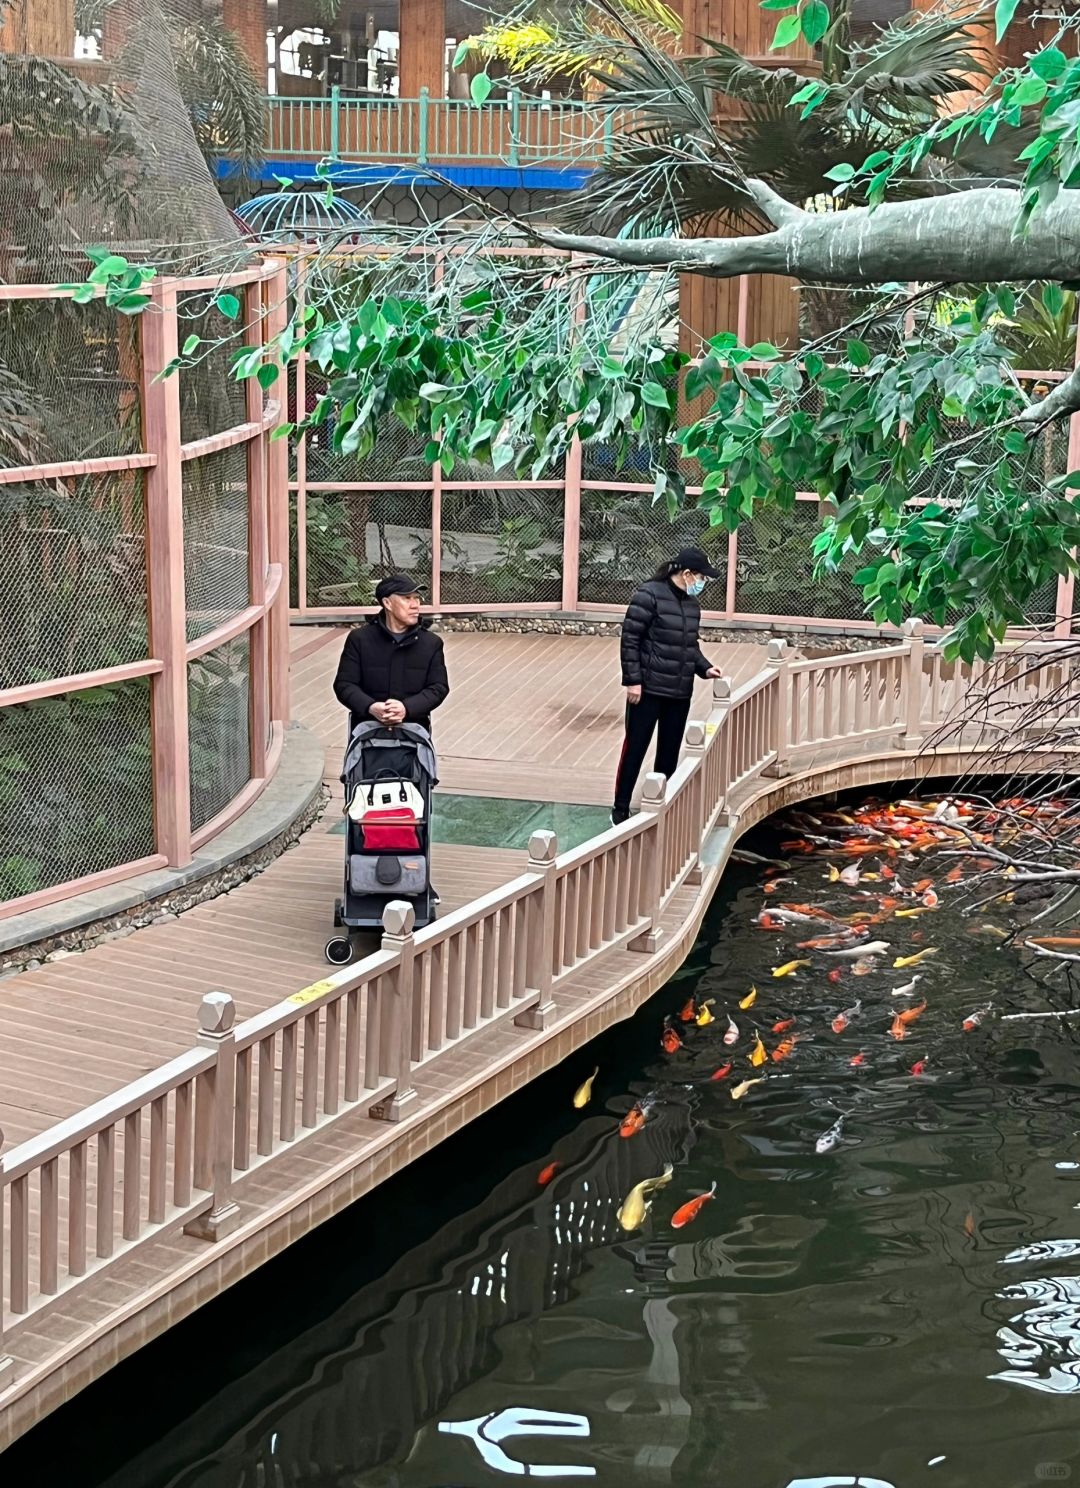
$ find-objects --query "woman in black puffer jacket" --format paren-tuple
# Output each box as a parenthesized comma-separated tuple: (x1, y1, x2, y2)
(612, 545, 723, 825)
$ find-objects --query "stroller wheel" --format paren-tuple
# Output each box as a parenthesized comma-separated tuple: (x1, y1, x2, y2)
(324, 936, 355, 966)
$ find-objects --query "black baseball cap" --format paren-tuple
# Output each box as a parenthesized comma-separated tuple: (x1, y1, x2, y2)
(673, 546, 722, 579)
(375, 573, 424, 601)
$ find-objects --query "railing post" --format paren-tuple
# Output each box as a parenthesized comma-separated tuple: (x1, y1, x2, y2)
(377, 901, 419, 1121)
(329, 83, 341, 160)
(763, 638, 792, 778)
(417, 86, 430, 166)
(516, 829, 558, 1031)
(508, 87, 521, 166)
(184, 993, 242, 1242)
(140, 281, 193, 868)
(711, 677, 737, 827)
(684, 721, 706, 886)
(629, 772, 666, 954)
(902, 617, 925, 749)
(0, 1127, 12, 1384)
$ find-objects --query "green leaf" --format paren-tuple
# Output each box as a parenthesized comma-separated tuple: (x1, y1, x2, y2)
(71, 284, 97, 304)
(1030, 46, 1067, 81)
(823, 161, 855, 182)
(760, 0, 796, 9)
(470, 72, 493, 105)
(87, 254, 129, 283)
(1043, 282, 1065, 315)
(995, 0, 1021, 42)
(269, 422, 295, 442)
(846, 338, 871, 368)
(452, 40, 470, 67)
(770, 12, 803, 49)
(257, 362, 279, 390)
(641, 382, 671, 409)
(182, 334, 201, 356)
(419, 382, 452, 401)
(800, 0, 829, 44)
(216, 292, 241, 321)
(1012, 76, 1048, 108)
(748, 341, 780, 360)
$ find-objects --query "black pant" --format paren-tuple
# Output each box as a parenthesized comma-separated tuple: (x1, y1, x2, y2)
(613, 693, 692, 812)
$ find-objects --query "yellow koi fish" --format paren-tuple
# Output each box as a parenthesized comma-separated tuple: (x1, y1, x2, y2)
(772, 959, 811, 978)
(731, 1077, 766, 1101)
(572, 1067, 599, 1109)
(696, 999, 716, 1028)
(893, 948, 940, 969)
(894, 907, 930, 919)
(739, 987, 758, 1010)
(616, 1164, 674, 1232)
(749, 1033, 767, 1067)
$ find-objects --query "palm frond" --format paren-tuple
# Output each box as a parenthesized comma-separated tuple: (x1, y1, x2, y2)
(171, 12, 266, 175)
(458, 0, 679, 83)
(840, 11, 989, 116)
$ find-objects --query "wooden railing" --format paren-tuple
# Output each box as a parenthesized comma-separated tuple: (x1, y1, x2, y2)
(1, 624, 1075, 1371)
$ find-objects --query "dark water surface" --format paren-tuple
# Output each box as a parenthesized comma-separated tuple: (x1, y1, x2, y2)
(11, 800, 1080, 1488)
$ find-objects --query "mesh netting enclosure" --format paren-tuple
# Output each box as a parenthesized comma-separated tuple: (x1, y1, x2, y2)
(182, 444, 250, 641)
(188, 633, 251, 834)
(578, 482, 724, 608)
(0, 679, 155, 901)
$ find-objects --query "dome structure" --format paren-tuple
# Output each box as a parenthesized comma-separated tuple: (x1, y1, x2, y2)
(233, 191, 374, 243)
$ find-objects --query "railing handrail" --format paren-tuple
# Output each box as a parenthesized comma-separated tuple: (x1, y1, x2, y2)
(1, 632, 1073, 1361)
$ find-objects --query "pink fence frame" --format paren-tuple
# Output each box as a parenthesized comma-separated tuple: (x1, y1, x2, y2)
(0, 262, 292, 921)
(287, 254, 1080, 634)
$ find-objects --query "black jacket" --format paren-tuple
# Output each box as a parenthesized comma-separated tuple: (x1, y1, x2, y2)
(333, 617, 449, 733)
(620, 578, 712, 699)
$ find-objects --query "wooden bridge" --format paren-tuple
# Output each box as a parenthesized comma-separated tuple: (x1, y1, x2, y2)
(0, 622, 1071, 1447)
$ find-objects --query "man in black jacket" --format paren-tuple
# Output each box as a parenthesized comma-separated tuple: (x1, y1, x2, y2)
(333, 574, 449, 733)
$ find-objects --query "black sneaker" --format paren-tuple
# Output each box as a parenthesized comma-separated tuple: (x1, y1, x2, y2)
(610, 807, 630, 826)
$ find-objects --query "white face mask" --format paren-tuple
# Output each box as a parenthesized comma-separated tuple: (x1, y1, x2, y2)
(686, 575, 706, 597)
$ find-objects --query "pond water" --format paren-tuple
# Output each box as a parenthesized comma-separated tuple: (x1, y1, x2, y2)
(11, 794, 1080, 1488)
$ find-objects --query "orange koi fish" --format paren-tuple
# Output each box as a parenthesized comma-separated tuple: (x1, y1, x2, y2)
(771, 1036, 798, 1062)
(671, 1181, 717, 1229)
(619, 1103, 650, 1138)
(757, 912, 783, 931)
(945, 867, 964, 886)
(832, 1000, 862, 1033)
(922, 888, 939, 908)
(913, 878, 935, 894)
(963, 1006, 992, 1032)
(538, 1160, 561, 1186)
(678, 996, 697, 1023)
(661, 1020, 683, 1055)
(797, 933, 857, 951)
(780, 903, 840, 921)
(710, 1062, 733, 1081)
(910, 1058, 928, 1076)
(850, 1051, 867, 1067)
(889, 1000, 927, 1039)
(828, 967, 845, 984)
(772, 1017, 796, 1034)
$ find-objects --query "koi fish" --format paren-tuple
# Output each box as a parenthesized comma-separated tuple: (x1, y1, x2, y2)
(757, 912, 783, 931)
(731, 1076, 765, 1101)
(710, 1062, 733, 1081)
(840, 863, 862, 887)
(963, 1006, 992, 1032)
(891, 975, 921, 997)
(970, 923, 1008, 940)
(922, 888, 939, 908)
(572, 1067, 598, 1108)
(913, 878, 935, 894)
(965, 1212, 976, 1238)
(910, 1058, 928, 1076)
(661, 1021, 683, 1055)
(780, 903, 841, 921)
(946, 865, 964, 884)
(832, 1000, 862, 1033)
(889, 1000, 927, 1039)
(893, 948, 939, 969)
(696, 999, 716, 1028)
(616, 1164, 674, 1232)
(739, 987, 758, 1010)
(815, 1114, 846, 1154)
(749, 1033, 768, 1067)
(852, 958, 877, 976)
(671, 1181, 717, 1229)
(826, 941, 891, 959)
(723, 1016, 739, 1046)
(828, 967, 845, 984)
(678, 996, 697, 1023)
(772, 1037, 798, 1062)
(538, 1160, 561, 1186)
(772, 1017, 796, 1034)
(827, 864, 841, 882)
(773, 959, 811, 977)
(797, 933, 858, 950)
(850, 1051, 867, 1067)
(619, 1103, 651, 1138)
(894, 907, 929, 919)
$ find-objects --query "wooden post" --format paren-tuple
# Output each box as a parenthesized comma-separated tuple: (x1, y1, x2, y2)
(902, 618, 925, 749)
(684, 721, 706, 886)
(763, 638, 792, 777)
(0, 1126, 11, 1384)
(516, 829, 558, 1031)
(184, 993, 242, 1242)
(377, 901, 419, 1121)
(264, 262, 291, 724)
(141, 281, 193, 867)
(562, 435, 582, 612)
(245, 278, 269, 780)
(629, 772, 666, 953)
(710, 676, 737, 827)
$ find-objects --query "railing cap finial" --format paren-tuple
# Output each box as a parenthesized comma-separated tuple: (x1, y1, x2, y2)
(685, 720, 706, 748)
(642, 771, 666, 805)
(528, 828, 558, 863)
(383, 900, 416, 939)
(903, 617, 925, 638)
(713, 676, 731, 701)
(198, 991, 236, 1035)
(767, 638, 789, 662)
